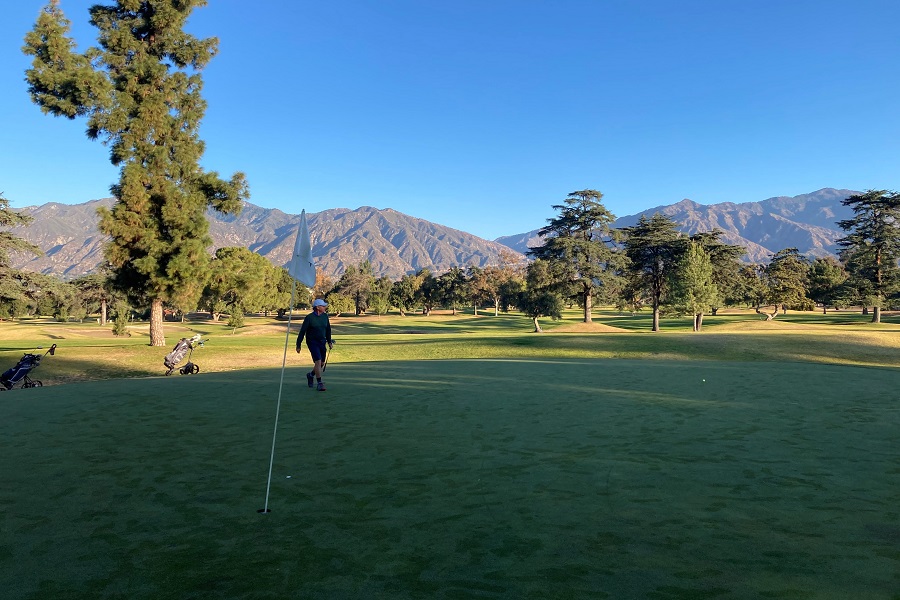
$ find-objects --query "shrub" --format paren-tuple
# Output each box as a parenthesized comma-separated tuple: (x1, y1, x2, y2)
(112, 300, 131, 337)
(368, 295, 390, 315)
(227, 311, 245, 328)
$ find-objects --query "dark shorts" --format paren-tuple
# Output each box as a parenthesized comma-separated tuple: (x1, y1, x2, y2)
(308, 340, 328, 363)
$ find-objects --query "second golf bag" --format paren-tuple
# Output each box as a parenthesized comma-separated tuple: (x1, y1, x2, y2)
(164, 334, 204, 376)
(0, 344, 57, 390)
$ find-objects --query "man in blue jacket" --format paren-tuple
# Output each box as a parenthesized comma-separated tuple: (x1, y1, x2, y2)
(296, 298, 334, 391)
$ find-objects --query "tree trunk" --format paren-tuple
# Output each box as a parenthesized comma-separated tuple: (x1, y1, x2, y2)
(494, 299, 499, 317)
(149, 298, 166, 347)
(764, 306, 777, 321)
(532, 317, 542, 333)
(872, 306, 881, 323)
(652, 306, 660, 332)
(862, 306, 868, 315)
(694, 313, 703, 332)
(583, 289, 592, 323)
(823, 306, 827, 314)
(473, 302, 478, 316)
(711, 307, 718, 316)
(100, 299, 107, 325)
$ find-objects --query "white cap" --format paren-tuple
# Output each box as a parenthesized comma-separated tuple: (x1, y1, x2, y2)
(312, 299, 328, 307)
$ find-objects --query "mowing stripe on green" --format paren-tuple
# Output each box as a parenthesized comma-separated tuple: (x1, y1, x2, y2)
(1, 359, 898, 599)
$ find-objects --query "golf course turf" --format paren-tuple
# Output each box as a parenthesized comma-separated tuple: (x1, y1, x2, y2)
(2, 357, 897, 599)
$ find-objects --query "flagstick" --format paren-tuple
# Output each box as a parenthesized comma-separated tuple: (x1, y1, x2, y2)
(259, 277, 298, 514)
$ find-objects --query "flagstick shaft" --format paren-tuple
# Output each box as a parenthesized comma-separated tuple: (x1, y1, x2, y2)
(262, 278, 298, 513)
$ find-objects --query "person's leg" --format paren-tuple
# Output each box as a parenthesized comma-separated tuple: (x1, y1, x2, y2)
(309, 342, 327, 390)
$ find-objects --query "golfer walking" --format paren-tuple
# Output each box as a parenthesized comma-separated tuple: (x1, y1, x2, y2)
(296, 298, 334, 391)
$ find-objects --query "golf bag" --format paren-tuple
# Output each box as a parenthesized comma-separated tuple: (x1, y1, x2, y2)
(0, 344, 57, 391)
(164, 334, 205, 376)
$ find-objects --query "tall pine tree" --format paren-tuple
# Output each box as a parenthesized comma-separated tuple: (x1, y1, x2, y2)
(668, 241, 717, 332)
(0, 192, 41, 269)
(529, 190, 621, 323)
(23, 0, 248, 345)
(764, 248, 810, 316)
(837, 190, 900, 323)
(622, 213, 686, 332)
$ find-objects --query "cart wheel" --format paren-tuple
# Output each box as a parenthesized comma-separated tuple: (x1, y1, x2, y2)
(191, 364, 200, 374)
(165, 369, 173, 376)
(33, 380, 42, 387)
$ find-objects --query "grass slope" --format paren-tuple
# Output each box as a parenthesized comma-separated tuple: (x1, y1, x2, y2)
(2, 308, 900, 384)
(1, 308, 899, 598)
(2, 359, 898, 599)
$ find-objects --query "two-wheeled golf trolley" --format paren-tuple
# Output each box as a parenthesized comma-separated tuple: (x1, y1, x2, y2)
(0, 344, 57, 391)
(164, 333, 206, 376)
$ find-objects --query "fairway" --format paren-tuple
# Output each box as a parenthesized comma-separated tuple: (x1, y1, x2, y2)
(2, 358, 897, 599)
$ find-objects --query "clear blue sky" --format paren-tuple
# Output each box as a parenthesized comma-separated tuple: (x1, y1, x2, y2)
(3, 1, 899, 240)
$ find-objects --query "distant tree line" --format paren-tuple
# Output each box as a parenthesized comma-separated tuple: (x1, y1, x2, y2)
(518, 188, 900, 331)
(20, 2, 897, 344)
(3, 189, 900, 333)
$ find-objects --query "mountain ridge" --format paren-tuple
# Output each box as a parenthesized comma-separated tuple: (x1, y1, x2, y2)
(7, 199, 521, 280)
(7, 187, 860, 279)
(495, 188, 858, 263)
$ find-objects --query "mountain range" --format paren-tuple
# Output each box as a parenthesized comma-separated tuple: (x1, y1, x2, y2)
(496, 188, 858, 263)
(7, 188, 858, 280)
(7, 199, 519, 281)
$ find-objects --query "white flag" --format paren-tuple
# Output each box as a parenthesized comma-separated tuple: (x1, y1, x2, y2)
(288, 210, 316, 287)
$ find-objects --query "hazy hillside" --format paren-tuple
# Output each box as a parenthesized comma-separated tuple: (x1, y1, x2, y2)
(496, 188, 858, 263)
(7, 200, 522, 280)
(6, 187, 861, 279)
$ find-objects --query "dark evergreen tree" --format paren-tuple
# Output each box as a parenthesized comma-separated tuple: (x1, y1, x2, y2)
(416, 269, 439, 316)
(836, 190, 900, 323)
(735, 264, 768, 313)
(436, 267, 469, 315)
(368, 276, 393, 315)
(764, 248, 810, 317)
(23, 0, 248, 345)
(70, 272, 117, 324)
(668, 242, 717, 331)
(808, 256, 848, 314)
(0, 193, 41, 268)
(528, 190, 621, 323)
(0, 193, 43, 319)
(689, 230, 744, 315)
(334, 261, 375, 315)
(622, 213, 686, 332)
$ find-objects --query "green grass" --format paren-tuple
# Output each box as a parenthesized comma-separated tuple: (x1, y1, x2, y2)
(3, 308, 900, 383)
(1, 309, 899, 598)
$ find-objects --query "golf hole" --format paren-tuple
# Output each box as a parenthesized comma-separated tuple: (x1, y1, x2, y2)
(257, 508, 271, 514)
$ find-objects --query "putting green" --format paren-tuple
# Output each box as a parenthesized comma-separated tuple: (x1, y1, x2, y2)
(1, 359, 897, 599)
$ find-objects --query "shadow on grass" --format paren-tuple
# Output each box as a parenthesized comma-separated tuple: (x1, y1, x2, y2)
(1, 359, 897, 598)
(332, 330, 900, 369)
